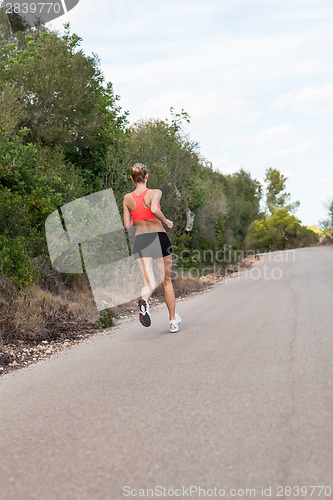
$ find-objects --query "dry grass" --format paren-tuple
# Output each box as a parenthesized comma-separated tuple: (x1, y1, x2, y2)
(0, 273, 99, 345)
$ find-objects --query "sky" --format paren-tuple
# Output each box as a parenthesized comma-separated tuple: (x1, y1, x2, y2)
(50, 0, 333, 226)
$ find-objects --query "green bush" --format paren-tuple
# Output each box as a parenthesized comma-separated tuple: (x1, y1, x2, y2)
(98, 308, 116, 328)
(0, 235, 38, 287)
(246, 209, 319, 252)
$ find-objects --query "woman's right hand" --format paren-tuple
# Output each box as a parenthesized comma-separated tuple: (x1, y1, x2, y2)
(165, 219, 173, 229)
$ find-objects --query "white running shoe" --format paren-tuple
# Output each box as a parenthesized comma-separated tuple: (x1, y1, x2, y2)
(169, 313, 181, 333)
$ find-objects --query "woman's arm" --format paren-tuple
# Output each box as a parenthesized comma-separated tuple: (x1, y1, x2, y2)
(151, 190, 173, 228)
(123, 196, 134, 230)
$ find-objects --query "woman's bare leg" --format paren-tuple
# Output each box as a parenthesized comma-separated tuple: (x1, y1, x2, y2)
(136, 257, 155, 301)
(155, 254, 176, 320)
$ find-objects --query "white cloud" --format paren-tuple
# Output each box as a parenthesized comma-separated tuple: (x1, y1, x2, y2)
(272, 84, 333, 116)
(244, 141, 318, 168)
(132, 87, 261, 131)
(208, 153, 240, 175)
(316, 176, 333, 185)
(242, 124, 293, 148)
(102, 24, 332, 88)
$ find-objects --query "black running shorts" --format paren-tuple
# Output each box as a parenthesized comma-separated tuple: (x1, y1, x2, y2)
(133, 232, 172, 260)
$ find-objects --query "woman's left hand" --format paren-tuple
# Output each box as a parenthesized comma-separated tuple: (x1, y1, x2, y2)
(165, 219, 173, 229)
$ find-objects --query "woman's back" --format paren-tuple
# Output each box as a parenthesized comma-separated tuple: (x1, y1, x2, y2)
(124, 189, 165, 234)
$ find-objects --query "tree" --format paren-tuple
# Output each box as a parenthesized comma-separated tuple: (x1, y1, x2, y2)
(265, 167, 299, 215)
(246, 168, 317, 251)
(0, 18, 112, 286)
(222, 169, 262, 248)
(319, 198, 333, 241)
(126, 114, 206, 239)
(246, 208, 318, 251)
(0, 15, 128, 189)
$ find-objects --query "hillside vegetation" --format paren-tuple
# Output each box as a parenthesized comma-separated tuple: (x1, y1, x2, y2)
(0, 12, 320, 348)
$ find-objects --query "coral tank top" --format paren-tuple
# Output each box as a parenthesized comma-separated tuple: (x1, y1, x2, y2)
(130, 189, 160, 222)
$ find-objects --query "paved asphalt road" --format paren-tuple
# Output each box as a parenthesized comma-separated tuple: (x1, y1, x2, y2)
(1, 247, 333, 500)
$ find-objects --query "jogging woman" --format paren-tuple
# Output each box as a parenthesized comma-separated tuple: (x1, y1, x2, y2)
(123, 163, 181, 333)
